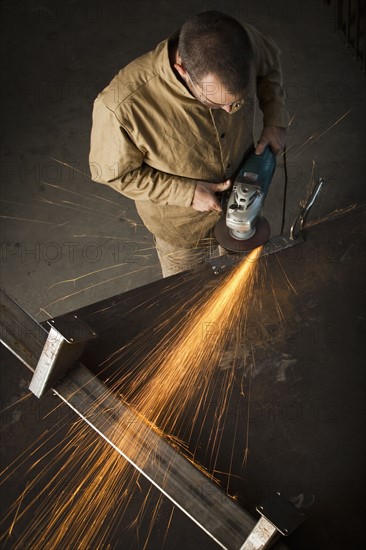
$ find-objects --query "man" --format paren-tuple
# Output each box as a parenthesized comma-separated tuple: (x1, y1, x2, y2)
(89, 11, 289, 276)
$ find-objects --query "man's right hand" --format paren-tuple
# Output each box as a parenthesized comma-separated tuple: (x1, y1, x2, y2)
(192, 180, 231, 212)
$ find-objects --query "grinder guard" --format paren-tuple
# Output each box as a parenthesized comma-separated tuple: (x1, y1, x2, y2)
(226, 183, 263, 240)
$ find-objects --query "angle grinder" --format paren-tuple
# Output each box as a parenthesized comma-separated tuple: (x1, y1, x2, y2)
(214, 147, 276, 252)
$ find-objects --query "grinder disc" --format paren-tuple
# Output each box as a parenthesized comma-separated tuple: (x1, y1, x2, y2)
(214, 216, 270, 253)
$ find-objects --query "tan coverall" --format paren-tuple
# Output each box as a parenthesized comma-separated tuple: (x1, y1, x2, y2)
(89, 24, 289, 276)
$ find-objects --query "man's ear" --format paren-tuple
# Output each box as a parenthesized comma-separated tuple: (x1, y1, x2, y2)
(174, 51, 188, 79)
(174, 62, 187, 79)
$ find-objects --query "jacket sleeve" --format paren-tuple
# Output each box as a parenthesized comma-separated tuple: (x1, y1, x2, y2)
(89, 97, 196, 207)
(248, 25, 290, 128)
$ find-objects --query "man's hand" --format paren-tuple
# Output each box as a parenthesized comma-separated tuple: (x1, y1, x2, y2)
(192, 180, 231, 212)
(255, 126, 286, 156)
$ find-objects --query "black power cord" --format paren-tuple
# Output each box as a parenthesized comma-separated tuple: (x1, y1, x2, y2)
(280, 144, 288, 235)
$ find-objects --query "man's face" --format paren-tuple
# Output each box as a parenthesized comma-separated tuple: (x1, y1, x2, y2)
(186, 72, 243, 112)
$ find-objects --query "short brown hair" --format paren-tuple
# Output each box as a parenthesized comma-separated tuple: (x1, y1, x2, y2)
(179, 11, 254, 94)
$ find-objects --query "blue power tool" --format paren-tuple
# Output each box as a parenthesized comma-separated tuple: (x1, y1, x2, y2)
(214, 147, 276, 252)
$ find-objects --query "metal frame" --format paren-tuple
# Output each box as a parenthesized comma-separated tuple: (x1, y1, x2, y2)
(0, 288, 304, 549)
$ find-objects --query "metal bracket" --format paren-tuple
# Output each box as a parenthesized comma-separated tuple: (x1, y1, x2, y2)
(29, 314, 97, 398)
(240, 492, 306, 549)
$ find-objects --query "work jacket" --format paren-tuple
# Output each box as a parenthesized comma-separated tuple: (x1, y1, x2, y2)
(89, 23, 290, 247)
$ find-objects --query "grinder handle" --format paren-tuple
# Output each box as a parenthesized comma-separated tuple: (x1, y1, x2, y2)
(237, 146, 276, 197)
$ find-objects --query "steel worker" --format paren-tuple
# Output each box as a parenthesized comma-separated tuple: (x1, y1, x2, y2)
(89, 11, 289, 276)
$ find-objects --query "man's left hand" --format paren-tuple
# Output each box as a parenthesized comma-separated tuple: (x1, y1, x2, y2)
(255, 126, 286, 156)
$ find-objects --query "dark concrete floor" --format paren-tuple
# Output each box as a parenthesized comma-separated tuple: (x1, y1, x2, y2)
(1, 1, 365, 549)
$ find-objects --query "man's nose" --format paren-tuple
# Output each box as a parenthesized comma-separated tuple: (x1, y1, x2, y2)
(221, 104, 232, 113)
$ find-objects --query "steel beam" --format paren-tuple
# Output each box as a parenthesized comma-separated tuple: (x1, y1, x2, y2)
(54, 364, 258, 549)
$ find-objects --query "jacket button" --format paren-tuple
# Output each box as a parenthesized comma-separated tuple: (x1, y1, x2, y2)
(220, 133, 225, 139)
(227, 163, 231, 168)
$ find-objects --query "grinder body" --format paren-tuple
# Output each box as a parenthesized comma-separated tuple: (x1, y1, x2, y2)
(237, 146, 276, 197)
(215, 147, 276, 252)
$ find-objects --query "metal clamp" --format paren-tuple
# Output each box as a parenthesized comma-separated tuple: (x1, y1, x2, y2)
(290, 177, 325, 240)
